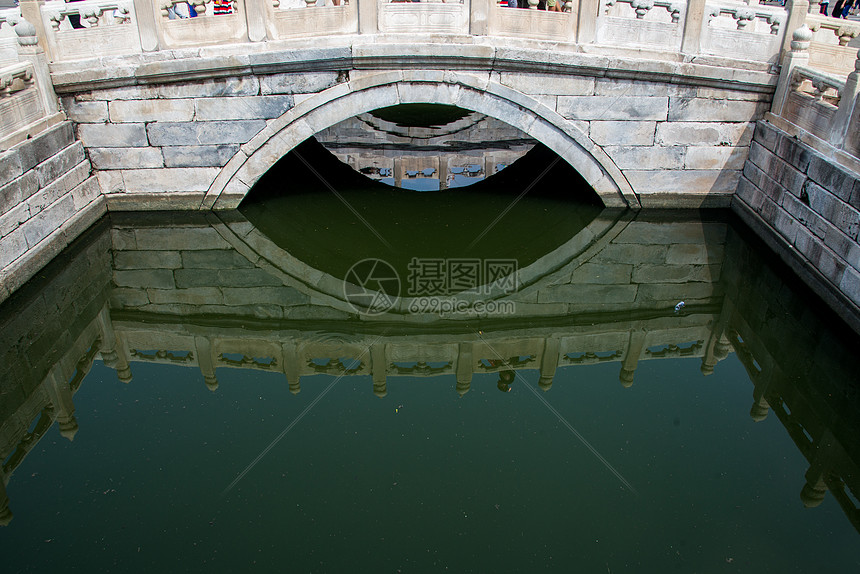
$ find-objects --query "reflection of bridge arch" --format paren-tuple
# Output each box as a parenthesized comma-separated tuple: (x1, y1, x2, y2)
(206, 209, 635, 319)
(200, 73, 639, 210)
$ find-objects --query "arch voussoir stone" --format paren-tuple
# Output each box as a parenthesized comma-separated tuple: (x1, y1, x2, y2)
(202, 72, 639, 210)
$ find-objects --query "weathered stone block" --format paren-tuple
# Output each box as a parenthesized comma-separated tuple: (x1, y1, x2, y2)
(0, 170, 39, 215)
(558, 96, 668, 121)
(113, 250, 182, 270)
(194, 95, 294, 121)
(22, 194, 75, 248)
(175, 268, 283, 288)
(806, 155, 856, 203)
(666, 243, 725, 265)
(61, 99, 108, 124)
(668, 98, 766, 122)
(635, 282, 718, 303)
(781, 192, 828, 237)
(113, 269, 176, 289)
(823, 224, 860, 270)
(736, 176, 766, 213)
(594, 78, 695, 98)
(147, 121, 267, 146)
(27, 162, 90, 215)
(97, 170, 125, 194)
(109, 287, 150, 308)
(0, 202, 29, 238)
(656, 122, 753, 147)
(13, 122, 76, 173)
(133, 227, 230, 251)
(806, 181, 843, 223)
(590, 121, 655, 146)
(111, 227, 137, 250)
(624, 169, 741, 195)
(180, 249, 255, 268)
(162, 145, 239, 167)
(157, 76, 260, 98)
(0, 151, 23, 189)
(35, 142, 87, 188)
(259, 72, 341, 95)
(78, 123, 148, 148)
(748, 141, 805, 196)
(604, 146, 684, 170)
(616, 220, 724, 245)
(109, 99, 195, 123)
(0, 225, 27, 268)
(89, 147, 165, 170)
(839, 266, 860, 305)
(120, 167, 219, 192)
(71, 176, 101, 211)
(684, 147, 747, 170)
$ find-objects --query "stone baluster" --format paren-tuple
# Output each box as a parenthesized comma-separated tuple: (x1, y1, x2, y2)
(829, 49, 860, 149)
(44, 366, 79, 441)
(619, 328, 647, 388)
(96, 305, 119, 367)
(528, 0, 538, 9)
(470, 0, 489, 36)
(800, 429, 837, 508)
(772, 25, 812, 117)
(358, 0, 378, 34)
(780, 0, 810, 61)
(282, 342, 301, 394)
(133, 0, 160, 52)
(370, 344, 387, 398)
(13, 17, 59, 117)
(577, 0, 600, 44)
(681, 0, 708, 56)
(16, 0, 49, 58)
(195, 336, 219, 391)
(538, 338, 559, 392)
(245, 0, 268, 42)
(456, 342, 473, 396)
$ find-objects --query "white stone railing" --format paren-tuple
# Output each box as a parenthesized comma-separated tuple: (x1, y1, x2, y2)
(487, 1, 576, 42)
(805, 14, 860, 76)
(770, 26, 860, 161)
(40, 0, 141, 60)
(699, 1, 785, 63)
(377, 0, 468, 35)
(155, 0, 247, 48)
(0, 61, 45, 151)
(595, 0, 686, 51)
(265, 0, 356, 40)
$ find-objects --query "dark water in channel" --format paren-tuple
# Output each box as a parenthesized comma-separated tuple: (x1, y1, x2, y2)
(1, 137, 859, 572)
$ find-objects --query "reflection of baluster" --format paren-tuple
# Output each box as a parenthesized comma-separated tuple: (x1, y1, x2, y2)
(439, 156, 448, 190)
(44, 366, 78, 441)
(195, 336, 218, 391)
(619, 328, 647, 388)
(456, 342, 473, 396)
(538, 338, 560, 392)
(371, 344, 387, 398)
(0, 469, 12, 526)
(282, 342, 301, 395)
(393, 157, 403, 188)
(96, 305, 119, 367)
(701, 298, 734, 376)
(801, 430, 837, 508)
(749, 354, 775, 422)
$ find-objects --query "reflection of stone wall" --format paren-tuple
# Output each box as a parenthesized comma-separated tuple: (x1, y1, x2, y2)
(106, 212, 728, 319)
(721, 225, 860, 533)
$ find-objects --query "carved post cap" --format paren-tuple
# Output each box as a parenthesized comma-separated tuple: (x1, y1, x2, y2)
(59, 417, 79, 441)
(205, 375, 219, 392)
(791, 25, 813, 52)
(619, 367, 635, 388)
(749, 402, 769, 422)
(538, 375, 553, 392)
(14, 18, 38, 46)
(117, 367, 133, 384)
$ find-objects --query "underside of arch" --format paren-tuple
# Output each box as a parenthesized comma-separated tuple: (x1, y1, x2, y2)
(200, 72, 640, 210)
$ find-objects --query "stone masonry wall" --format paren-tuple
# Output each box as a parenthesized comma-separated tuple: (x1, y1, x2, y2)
(0, 121, 102, 303)
(733, 121, 860, 332)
